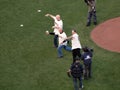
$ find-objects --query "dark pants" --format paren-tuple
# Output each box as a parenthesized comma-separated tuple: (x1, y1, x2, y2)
(84, 62, 92, 79)
(54, 35, 58, 48)
(49, 32, 58, 48)
(72, 48, 81, 63)
(87, 11, 97, 23)
(57, 45, 71, 57)
(73, 77, 83, 90)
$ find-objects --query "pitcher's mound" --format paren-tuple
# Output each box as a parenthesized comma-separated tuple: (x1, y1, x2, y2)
(91, 17, 120, 53)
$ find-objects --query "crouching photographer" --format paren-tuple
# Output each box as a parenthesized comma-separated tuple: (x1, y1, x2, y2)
(81, 46, 93, 79)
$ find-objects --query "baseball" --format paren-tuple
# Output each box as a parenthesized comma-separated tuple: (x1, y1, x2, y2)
(20, 24, 23, 27)
(37, 10, 41, 12)
(45, 30, 49, 35)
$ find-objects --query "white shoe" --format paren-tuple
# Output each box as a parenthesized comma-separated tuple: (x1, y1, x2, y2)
(82, 85, 84, 88)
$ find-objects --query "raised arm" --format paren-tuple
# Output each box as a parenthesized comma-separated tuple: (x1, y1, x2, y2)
(45, 14, 55, 20)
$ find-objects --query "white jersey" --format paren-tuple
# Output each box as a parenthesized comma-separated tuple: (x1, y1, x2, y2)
(58, 32, 67, 46)
(71, 33, 82, 50)
(53, 17, 63, 35)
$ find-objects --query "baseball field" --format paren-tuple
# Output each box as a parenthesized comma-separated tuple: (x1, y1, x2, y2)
(0, 0, 120, 90)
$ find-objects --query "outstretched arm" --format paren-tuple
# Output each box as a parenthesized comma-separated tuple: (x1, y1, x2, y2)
(62, 35, 73, 43)
(45, 14, 55, 20)
(67, 35, 73, 40)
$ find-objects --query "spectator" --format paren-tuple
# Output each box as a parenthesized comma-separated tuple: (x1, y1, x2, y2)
(84, 0, 97, 26)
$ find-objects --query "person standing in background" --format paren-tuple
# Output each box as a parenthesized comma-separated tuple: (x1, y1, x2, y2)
(84, 0, 97, 26)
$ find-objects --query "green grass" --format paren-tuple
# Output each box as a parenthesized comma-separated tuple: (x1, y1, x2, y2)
(0, 0, 120, 90)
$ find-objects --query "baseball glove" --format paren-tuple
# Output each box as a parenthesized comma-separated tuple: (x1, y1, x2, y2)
(67, 71, 71, 78)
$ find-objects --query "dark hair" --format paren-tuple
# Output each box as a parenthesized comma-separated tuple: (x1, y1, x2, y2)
(82, 46, 89, 52)
(72, 29, 77, 33)
(82, 46, 94, 52)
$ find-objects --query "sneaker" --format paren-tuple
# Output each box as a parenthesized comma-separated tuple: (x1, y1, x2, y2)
(58, 56, 63, 58)
(86, 22, 91, 26)
(53, 45, 58, 48)
(79, 85, 84, 90)
(94, 22, 97, 25)
(79, 88, 82, 90)
(82, 85, 84, 88)
(89, 75, 92, 78)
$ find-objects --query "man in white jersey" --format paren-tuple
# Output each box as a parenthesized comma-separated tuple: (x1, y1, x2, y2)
(46, 27, 71, 58)
(45, 14, 63, 48)
(57, 28, 71, 58)
(63, 29, 82, 63)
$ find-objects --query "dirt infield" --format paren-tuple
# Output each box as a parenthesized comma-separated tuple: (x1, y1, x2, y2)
(91, 17, 120, 53)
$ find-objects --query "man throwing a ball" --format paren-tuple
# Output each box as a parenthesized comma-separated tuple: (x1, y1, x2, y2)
(45, 13, 63, 48)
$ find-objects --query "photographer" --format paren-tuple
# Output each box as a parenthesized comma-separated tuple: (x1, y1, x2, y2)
(67, 57, 83, 90)
(81, 46, 93, 79)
